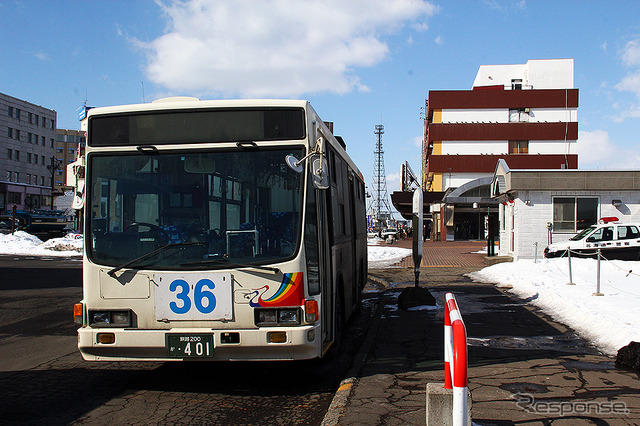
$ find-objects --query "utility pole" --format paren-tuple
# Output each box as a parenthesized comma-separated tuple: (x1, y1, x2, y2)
(48, 156, 59, 210)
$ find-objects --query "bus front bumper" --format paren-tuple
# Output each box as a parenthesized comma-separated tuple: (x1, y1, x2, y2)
(77, 325, 321, 361)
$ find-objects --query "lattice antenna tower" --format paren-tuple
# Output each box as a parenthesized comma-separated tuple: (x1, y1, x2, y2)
(370, 124, 393, 225)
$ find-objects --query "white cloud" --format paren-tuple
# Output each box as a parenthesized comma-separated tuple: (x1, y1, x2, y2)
(138, 0, 437, 97)
(386, 172, 402, 192)
(620, 39, 640, 67)
(434, 35, 443, 45)
(578, 129, 640, 169)
(616, 72, 640, 98)
(413, 135, 423, 149)
(615, 38, 640, 120)
(35, 51, 49, 61)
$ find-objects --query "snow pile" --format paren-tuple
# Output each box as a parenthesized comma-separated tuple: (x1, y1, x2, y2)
(0, 231, 82, 256)
(468, 258, 640, 355)
(368, 245, 411, 268)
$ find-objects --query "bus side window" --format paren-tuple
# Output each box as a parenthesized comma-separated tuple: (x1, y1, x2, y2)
(329, 150, 337, 184)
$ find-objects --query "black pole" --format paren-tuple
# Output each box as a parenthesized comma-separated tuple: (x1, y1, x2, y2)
(50, 156, 56, 210)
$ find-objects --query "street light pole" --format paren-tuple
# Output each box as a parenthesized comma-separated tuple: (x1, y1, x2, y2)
(49, 156, 57, 210)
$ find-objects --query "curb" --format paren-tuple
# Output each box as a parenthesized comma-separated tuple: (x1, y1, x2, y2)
(321, 276, 389, 425)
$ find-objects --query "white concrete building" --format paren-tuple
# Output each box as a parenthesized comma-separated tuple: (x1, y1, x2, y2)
(491, 159, 640, 260)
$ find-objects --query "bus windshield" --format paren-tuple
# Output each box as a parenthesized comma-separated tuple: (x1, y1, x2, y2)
(88, 148, 304, 269)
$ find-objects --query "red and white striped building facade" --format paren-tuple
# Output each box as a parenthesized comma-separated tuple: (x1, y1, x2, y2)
(422, 59, 578, 241)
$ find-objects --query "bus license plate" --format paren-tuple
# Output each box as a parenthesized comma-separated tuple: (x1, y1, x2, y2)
(167, 334, 214, 358)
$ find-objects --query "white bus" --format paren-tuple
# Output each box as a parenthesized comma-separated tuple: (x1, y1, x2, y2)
(73, 98, 367, 361)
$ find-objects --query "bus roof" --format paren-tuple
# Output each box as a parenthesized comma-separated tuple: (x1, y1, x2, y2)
(87, 98, 364, 182)
(87, 98, 311, 116)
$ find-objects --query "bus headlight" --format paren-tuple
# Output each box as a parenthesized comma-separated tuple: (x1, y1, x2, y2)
(255, 308, 301, 326)
(89, 310, 132, 327)
(278, 309, 299, 324)
(256, 309, 277, 324)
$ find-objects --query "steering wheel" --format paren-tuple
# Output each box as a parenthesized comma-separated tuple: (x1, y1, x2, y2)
(124, 222, 170, 243)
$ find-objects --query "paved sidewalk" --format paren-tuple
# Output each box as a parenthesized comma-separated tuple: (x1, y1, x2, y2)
(323, 241, 640, 425)
(394, 239, 487, 268)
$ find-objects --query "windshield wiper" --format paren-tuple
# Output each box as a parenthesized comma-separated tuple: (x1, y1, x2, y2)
(181, 258, 280, 274)
(107, 242, 205, 277)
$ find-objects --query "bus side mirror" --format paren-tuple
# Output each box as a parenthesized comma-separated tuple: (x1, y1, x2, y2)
(285, 136, 329, 190)
(72, 179, 85, 210)
(311, 157, 329, 190)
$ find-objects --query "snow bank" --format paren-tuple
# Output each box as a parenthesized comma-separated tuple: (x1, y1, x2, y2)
(0, 231, 82, 256)
(368, 245, 411, 268)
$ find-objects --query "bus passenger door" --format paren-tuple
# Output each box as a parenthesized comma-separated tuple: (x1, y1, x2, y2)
(317, 189, 333, 349)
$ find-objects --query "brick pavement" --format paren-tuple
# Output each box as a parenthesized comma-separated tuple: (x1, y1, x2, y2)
(392, 238, 487, 268)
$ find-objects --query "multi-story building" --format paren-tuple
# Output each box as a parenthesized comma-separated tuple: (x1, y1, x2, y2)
(55, 129, 85, 193)
(422, 59, 579, 241)
(0, 92, 57, 211)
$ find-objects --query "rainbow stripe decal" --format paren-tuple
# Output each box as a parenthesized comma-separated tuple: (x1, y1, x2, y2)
(249, 272, 304, 307)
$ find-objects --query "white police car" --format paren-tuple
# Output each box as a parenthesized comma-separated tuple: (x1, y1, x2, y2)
(544, 218, 640, 260)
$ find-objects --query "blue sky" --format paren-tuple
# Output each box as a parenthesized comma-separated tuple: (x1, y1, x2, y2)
(2, 0, 640, 213)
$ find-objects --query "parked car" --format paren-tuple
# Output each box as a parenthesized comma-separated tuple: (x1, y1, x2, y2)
(381, 228, 399, 239)
(0, 209, 69, 240)
(544, 218, 640, 260)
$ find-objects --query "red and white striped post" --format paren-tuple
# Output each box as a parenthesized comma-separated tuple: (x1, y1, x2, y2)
(444, 292, 469, 426)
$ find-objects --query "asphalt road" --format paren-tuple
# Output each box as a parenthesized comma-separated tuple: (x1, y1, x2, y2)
(0, 256, 378, 425)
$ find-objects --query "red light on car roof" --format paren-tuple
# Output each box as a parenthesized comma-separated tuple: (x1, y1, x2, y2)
(600, 217, 619, 223)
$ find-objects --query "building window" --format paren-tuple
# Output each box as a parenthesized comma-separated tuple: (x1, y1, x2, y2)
(28, 112, 33, 123)
(8, 192, 21, 204)
(509, 108, 530, 122)
(34, 115, 39, 126)
(511, 79, 522, 90)
(41, 136, 45, 146)
(553, 197, 599, 232)
(7, 148, 12, 159)
(508, 140, 529, 154)
(7, 106, 13, 117)
(15, 150, 20, 161)
(27, 153, 32, 163)
(7, 127, 12, 138)
(51, 120, 55, 129)
(42, 117, 46, 128)
(6, 171, 11, 182)
(15, 108, 21, 120)
(34, 154, 38, 164)
(15, 129, 20, 140)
